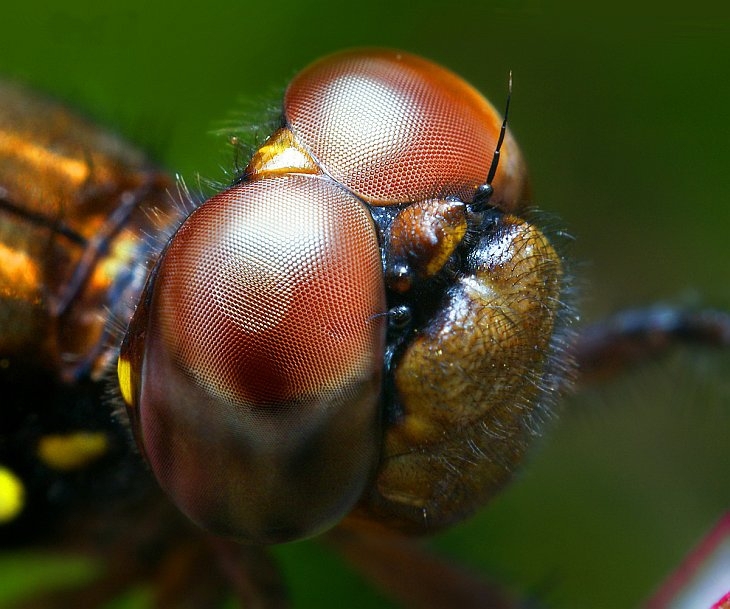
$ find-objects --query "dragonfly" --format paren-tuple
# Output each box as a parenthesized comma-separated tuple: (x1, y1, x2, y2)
(1, 49, 728, 608)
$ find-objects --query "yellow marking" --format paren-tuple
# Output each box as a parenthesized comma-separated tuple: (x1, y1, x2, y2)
(37, 432, 109, 471)
(0, 466, 25, 523)
(117, 356, 134, 407)
(0, 243, 42, 295)
(0, 130, 90, 184)
(91, 235, 138, 293)
(424, 216, 467, 277)
(245, 127, 319, 180)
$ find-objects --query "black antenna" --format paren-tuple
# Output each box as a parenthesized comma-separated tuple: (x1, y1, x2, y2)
(472, 71, 512, 211)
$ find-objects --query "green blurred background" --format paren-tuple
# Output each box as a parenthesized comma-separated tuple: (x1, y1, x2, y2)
(2, 1, 729, 607)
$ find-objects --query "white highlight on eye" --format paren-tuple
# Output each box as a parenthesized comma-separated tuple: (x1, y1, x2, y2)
(321, 74, 411, 162)
(210, 190, 330, 335)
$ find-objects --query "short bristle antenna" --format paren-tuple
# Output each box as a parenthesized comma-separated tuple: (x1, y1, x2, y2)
(485, 71, 512, 186)
(472, 72, 512, 211)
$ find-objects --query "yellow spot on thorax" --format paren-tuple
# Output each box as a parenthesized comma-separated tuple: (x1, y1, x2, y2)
(0, 130, 90, 184)
(0, 466, 25, 523)
(0, 242, 42, 294)
(37, 432, 109, 471)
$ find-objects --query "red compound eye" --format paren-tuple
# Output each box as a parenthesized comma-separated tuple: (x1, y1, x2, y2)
(119, 49, 563, 544)
(284, 48, 529, 210)
(121, 175, 385, 543)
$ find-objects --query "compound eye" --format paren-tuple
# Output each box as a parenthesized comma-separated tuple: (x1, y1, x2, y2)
(119, 175, 386, 544)
(284, 49, 528, 210)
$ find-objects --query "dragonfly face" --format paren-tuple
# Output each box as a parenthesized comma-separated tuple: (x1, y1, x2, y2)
(116, 49, 570, 543)
(0, 49, 569, 547)
(7, 48, 722, 609)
